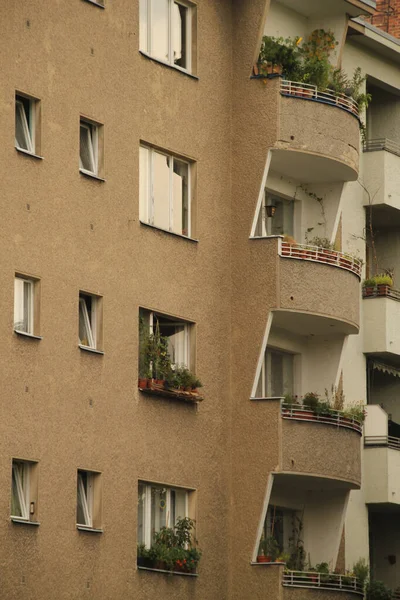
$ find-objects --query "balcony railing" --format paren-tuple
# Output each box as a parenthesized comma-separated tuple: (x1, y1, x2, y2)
(280, 80, 359, 118)
(282, 570, 363, 595)
(363, 138, 400, 158)
(365, 435, 400, 450)
(280, 241, 363, 279)
(363, 286, 400, 301)
(282, 403, 363, 435)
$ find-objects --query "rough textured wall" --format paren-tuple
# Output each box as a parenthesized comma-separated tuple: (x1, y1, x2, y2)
(279, 97, 360, 181)
(279, 259, 360, 332)
(284, 589, 359, 600)
(0, 0, 234, 598)
(281, 421, 362, 487)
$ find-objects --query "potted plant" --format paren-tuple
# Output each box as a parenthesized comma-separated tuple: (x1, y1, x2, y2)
(374, 274, 393, 296)
(276, 552, 290, 563)
(257, 536, 279, 562)
(363, 278, 377, 297)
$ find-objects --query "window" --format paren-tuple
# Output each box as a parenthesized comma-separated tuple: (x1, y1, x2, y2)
(139, 0, 193, 72)
(11, 460, 38, 523)
(15, 93, 40, 155)
(138, 482, 189, 547)
(139, 308, 191, 372)
(256, 348, 294, 398)
(79, 118, 103, 178)
(261, 506, 297, 554)
(14, 275, 40, 336)
(140, 145, 192, 237)
(254, 192, 294, 237)
(79, 292, 103, 351)
(77, 470, 102, 530)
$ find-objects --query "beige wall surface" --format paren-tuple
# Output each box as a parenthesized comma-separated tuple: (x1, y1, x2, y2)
(281, 421, 362, 487)
(0, 0, 235, 598)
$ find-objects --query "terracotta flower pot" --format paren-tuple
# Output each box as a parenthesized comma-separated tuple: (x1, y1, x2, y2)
(138, 378, 149, 389)
(377, 284, 390, 296)
(257, 555, 272, 563)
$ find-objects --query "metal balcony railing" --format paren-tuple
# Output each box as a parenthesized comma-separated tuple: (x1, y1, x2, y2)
(280, 80, 359, 118)
(282, 403, 363, 435)
(282, 570, 364, 595)
(365, 435, 400, 450)
(363, 138, 400, 158)
(362, 286, 400, 301)
(279, 241, 363, 279)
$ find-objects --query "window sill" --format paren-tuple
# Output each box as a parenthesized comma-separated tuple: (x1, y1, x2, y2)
(138, 380, 203, 404)
(77, 525, 103, 533)
(79, 344, 104, 355)
(140, 221, 199, 244)
(138, 566, 198, 577)
(79, 169, 106, 182)
(82, 0, 104, 8)
(11, 517, 40, 526)
(139, 51, 199, 80)
(250, 396, 284, 402)
(14, 330, 42, 340)
(15, 147, 43, 160)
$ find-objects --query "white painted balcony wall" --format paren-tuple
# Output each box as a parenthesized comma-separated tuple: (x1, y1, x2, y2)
(363, 150, 400, 211)
(363, 297, 400, 358)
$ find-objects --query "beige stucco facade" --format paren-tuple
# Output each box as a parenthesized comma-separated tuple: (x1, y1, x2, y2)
(3, 0, 397, 598)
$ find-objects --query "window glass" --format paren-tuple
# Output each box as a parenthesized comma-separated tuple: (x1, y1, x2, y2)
(151, 486, 167, 544)
(79, 295, 95, 348)
(138, 483, 146, 545)
(267, 349, 294, 397)
(151, 0, 169, 62)
(14, 278, 33, 334)
(11, 462, 27, 518)
(77, 471, 92, 526)
(139, 146, 150, 223)
(80, 123, 96, 174)
(171, 488, 186, 525)
(15, 97, 33, 152)
(139, 0, 148, 52)
(172, 158, 189, 235)
(157, 314, 187, 366)
(152, 151, 171, 230)
(173, 2, 188, 69)
(267, 194, 294, 237)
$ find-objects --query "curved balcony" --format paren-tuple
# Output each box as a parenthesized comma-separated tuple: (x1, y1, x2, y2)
(280, 403, 362, 488)
(277, 239, 361, 335)
(272, 80, 360, 182)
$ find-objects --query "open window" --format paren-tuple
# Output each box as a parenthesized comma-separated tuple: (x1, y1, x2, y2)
(11, 459, 39, 523)
(139, 144, 193, 238)
(79, 118, 103, 178)
(15, 94, 39, 155)
(79, 292, 103, 352)
(139, 0, 194, 73)
(14, 275, 40, 337)
(77, 469, 102, 531)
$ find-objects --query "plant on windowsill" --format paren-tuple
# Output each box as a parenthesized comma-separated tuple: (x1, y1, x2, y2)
(137, 517, 202, 575)
(257, 536, 280, 563)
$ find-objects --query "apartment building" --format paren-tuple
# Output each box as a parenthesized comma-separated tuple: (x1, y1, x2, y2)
(2, 0, 400, 599)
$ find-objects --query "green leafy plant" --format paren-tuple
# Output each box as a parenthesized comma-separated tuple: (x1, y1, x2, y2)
(307, 236, 334, 250)
(343, 402, 366, 423)
(373, 274, 393, 286)
(287, 517, 305, 571)
(302, 392, 320, 410)
(146, 517, 202, 573)
(353, 558, 369, 587)
(366, 580, 393, 600)
(363, 278, 377, 288)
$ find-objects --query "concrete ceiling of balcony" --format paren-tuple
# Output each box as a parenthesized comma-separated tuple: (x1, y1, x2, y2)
(272, 472, 357, 493)
(271, 149, 358, 183)
(273, 310, 357, 336)
(366, 205, 400, 230)
(277, 0, 374, 18)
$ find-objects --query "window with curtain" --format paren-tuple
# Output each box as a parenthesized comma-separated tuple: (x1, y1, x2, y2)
(14, 276, 34, 334)
(138, 482, 189, 548)
(256, 348, 295, 398)
(15, 95, 34, 153)
(140, 145, 191, 237)
(139, 0, 192, 72)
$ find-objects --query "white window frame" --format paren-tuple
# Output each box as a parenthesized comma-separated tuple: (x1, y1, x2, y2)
(79, 294, 97, 349)
(138, 482, 189, 548)
(77, 471, 94, 528)
(140, 0, 192, 73)
(148, 310, 190, 368)
(140, 145, 192, 237)
(15, 95, 35, 154)
(11, 461, 30, 520)
(79, 120, 98, 176)
(14, 276, 34, 335)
